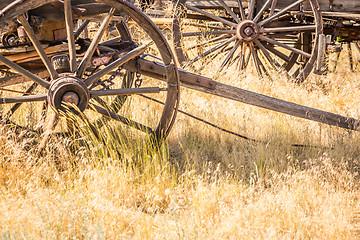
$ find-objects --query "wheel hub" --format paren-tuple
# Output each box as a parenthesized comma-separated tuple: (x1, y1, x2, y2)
(236, 20, 260, 42)
(48, 76, 89, 113)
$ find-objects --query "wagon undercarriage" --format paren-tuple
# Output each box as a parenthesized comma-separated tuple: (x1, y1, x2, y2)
(0, 0, 359, 150)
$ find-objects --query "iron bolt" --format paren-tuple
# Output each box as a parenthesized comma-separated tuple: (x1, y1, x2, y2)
(244, 27, 254, 36)
(62, 91, 80, 105)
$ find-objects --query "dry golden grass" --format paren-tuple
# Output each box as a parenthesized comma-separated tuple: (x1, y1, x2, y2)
(2, 23, 360, 239)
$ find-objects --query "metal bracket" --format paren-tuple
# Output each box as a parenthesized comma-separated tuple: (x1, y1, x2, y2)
(314, 34, 327, 75)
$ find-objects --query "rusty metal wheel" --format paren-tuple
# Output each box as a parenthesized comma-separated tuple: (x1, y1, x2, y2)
(172, 0, 322, 82)
(0, 0, 180, 147)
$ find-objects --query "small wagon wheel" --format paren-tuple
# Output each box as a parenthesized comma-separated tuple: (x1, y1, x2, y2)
(172, 0, 323, 82)
(0, 0, 180, 146)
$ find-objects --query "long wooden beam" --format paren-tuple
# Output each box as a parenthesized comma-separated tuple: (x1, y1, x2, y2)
(123, 59, 360, 131)
(2, 44, 69, 63)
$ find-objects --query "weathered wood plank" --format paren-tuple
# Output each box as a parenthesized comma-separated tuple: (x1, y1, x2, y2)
(320, 12, 360, 21)
(124, 58, 217, 89)
(123, 59, 360, 131)
(317, 0, 360, 12)
(1, 44, 69, 64)
(0, 70, 49, 87)
(0, 44, 49, 55)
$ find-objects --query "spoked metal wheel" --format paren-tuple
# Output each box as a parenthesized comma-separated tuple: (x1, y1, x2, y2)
(172, 0, 322, 82)
(0, 0, 180, 149)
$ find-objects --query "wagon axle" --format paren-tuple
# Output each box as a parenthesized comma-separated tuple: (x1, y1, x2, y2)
(47, 76, 89, 113)
(236, 20, 260, 42)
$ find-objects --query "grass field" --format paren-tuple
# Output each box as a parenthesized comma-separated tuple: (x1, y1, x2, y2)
(2, 23, 360, 239)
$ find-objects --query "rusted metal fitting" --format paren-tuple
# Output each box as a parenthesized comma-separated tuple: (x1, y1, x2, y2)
(48, 76, 89, 113)
(52, 54, 70, 74)
(236, 20, 260, 42)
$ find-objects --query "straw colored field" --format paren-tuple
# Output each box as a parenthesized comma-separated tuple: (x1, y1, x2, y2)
(2, 23, 360, 239)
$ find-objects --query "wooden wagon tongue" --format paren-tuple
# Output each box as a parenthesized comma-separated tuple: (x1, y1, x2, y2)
(124, 58, 360, 131)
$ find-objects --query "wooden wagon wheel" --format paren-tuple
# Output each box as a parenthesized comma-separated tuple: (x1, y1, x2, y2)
(172, 0, 323, 82)
(0, 0, 180, 147)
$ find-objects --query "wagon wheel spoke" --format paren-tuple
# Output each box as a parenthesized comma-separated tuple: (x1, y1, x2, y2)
(185, 4, 237, 27)
(95, 20, 134, 118)
(218, 0, 240, 23)
(90, 96, 115, 129)
(233, 43, 251, 72)
(17, 15, 59, 81)
(248, 0, 256, 20)
(254, 39, 281, 68)
(261, 25, 317, 33)
(259, 35, 308, 75)
(253, 0, 273, 22)
(187, 35, 237, 66)
(186, 40, 225, 66)
(258, 55, 271, 78)
(236, 42, 248, 71)
(88, 103, 154, 134)
(244, 48, 251, 68)
(197, 51, 220, 72)
(76, 8, 115, 78)
(262, 43, 291, 62)
(3, 83, 38, 120)
(0, 83, 46, 137)
(64, 0, 77, 73)
(269, 32, 299, 38)
(259, 35, 311, 58)
(74, 20, 90, 40)
(84, 41, 153, 87)
(237, 0, 246, 21)
(0, 55, 50, 88)
(250, 43, 262, 76)
(269, 0, 278, 15)
(259, 0, 306, 26)
(219, 40, 241, 72)
(0, 94, 47, 104)
(187, 35, 230, 52)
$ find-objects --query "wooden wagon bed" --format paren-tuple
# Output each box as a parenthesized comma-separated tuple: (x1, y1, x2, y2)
(184, 0, 360, 12)
(182, 0, 360, 19)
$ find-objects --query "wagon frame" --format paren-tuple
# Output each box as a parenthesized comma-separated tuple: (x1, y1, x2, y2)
(0, 0, 359, 150)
